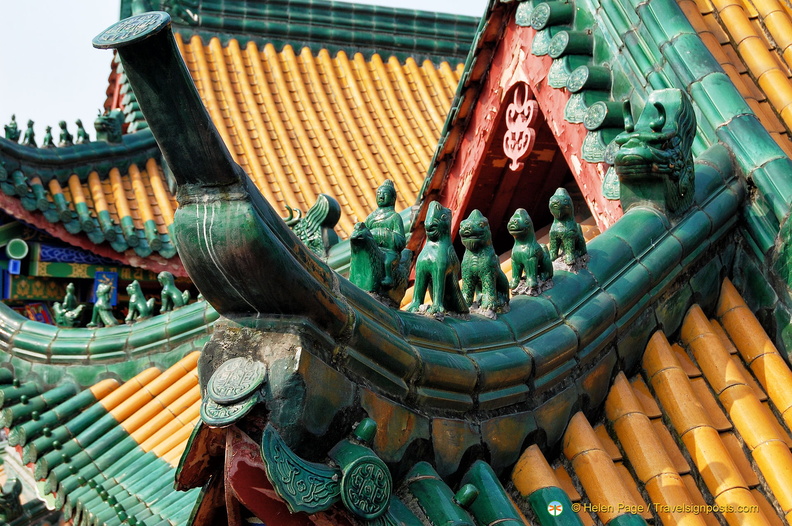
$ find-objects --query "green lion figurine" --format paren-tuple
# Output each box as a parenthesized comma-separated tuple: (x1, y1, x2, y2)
(158, 271, 191, 313)
(87, 283, 117, 328)
(406, 201, 468, 318)
(548, 188, 588, 271)
(125, 280, 155, 323)
(508, 208, 554, 295)
(460, 209, 510, 317)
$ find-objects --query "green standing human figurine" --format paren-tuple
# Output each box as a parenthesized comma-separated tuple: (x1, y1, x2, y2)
(159, 271, 191, 313)
(406, 201, 469, 317)
(87, 283, 117, 328)
(52, 282, 85, 327)
(4, 115, 20, 142)
(365, 180, 406, 288)
(548, 188, 588, 271)
(42, 126, 55, 148)
(58, 120, 74, 146)
(21, 120, 36, 147)
(126, 280, 155, 322)
(75, 119, 90, 144)
(508, 208, 554, 295)
(460, 209, 510, 317)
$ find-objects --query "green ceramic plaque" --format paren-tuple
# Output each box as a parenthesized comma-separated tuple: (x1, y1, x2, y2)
(93, 12, 171, 49)
(200, 396, 258, 427)
(340, 456, 392, 519)
(207, 357, 266, 404)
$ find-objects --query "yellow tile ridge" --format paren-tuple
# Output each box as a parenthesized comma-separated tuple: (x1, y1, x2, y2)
(119, 369, 198, 434)
(752, 489, 785, 526)
(45, 178, 62, 201)
(672, 343, 702, 378)
(643, 332, 714, 435)
(712, 486, 772, 526)
(731, 356, 768, 401)
(334, 51, 408, 204)
(108, 167, 133, 226)
(680, 425, 749, 501)
(87, 171, 110, 215)
(720, 432, 760, 487)
(129, 163, 156, 225)
(710, 319, 738, 354)
(652, 420, 691, 474)
(151, 416, 199, 457)
(87, 379, 120, 400)
(287, 45, 383, 226)
(209, 38, 276, 203)
(129, 385, 201, 445)
(184, 35, 241, 171)
(67, 174, 88, 210)
(512, 444, 564, 497)
(554, 465, 582, 501)
(682, 474, 721, 526)
(644, 472, 708, 526)
(353, 53, 422, 193)
(605, 373, 681, 483)
(99, 368, 160, 411)
(381, 54, 443, 158)
(140, 403, 200, 453)
(717, 280, 792, 425)
(562, 412, 641, 524)
(145, 158, 175, 229)
(307, 48, 393, 207)
(297, 46, 385, 208)
(690, 378, 732, 431)
(243, 44, 321, 210)
(614, 463, 652, 520)
(630, 377, 663, 418)
(716, 279, 777, 363)
(404, 57, 445, 127)
(438, 61, 461, 101)
(594, 425, 622, 462)
(240, 41, 318, 214)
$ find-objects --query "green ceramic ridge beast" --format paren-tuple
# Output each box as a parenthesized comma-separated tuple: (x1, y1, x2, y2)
(349, 222, 413, 307)
(548, 188, 588, 271)
(52, 283, 85, 328)
(125, 280, 155, 323)
(508, 208, 553, 295)
(460, 209, 510, 317)
(158, 271, 191, 313)
(406, 201, 468, 317)
(87, 283, 116, 328)
(615, 89, 696, 216)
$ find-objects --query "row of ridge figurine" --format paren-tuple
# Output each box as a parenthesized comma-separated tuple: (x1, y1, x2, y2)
(348, 180, 589, 319)
(4, 114, 91, 148)
(52, 271, 192, 329)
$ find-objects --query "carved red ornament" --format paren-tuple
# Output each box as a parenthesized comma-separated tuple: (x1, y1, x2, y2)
(503, 85, 539, 171)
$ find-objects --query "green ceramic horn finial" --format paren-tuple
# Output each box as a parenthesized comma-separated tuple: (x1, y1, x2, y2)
(548, 188, 589, 271)
(508, 208, 554, 295)
(282, 194, 341, 257)
(460, 209, 510, 318)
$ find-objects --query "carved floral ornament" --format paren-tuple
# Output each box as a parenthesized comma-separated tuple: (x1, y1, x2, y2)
(502, 84, 540, 171)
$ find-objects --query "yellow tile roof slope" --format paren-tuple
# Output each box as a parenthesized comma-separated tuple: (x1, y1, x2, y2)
(512, 278, 792, 526)
(682, 0, 792, 156)
(172, 34, 463, 237)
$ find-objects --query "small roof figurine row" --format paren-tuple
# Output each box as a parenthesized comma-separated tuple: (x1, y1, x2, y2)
(350, 182, 589, 320)
(3, 115, 91, 147)
(53, 272, 191, 328)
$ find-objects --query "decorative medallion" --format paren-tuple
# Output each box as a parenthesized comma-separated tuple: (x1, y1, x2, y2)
(548, 59, 571, 89)
(200, 396, 258, 427)
(260, 425, 341, 514)
(515, 2, 533, 26)
(564, 93, 588, 123)
(567, 67, 589, 93)
(340, 456, 392, 519)
(93, 12, 170, 49)
(530, 3, 552, 29)
(531, 29, 553, 56)
(602, 167, 621, 200)
(502, 85, 538, 172)
(547, 31, 569, 59)
(207, 357, 266, 404)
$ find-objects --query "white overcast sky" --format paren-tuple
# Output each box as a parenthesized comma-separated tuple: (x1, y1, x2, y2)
(0, 0, 487, 139)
